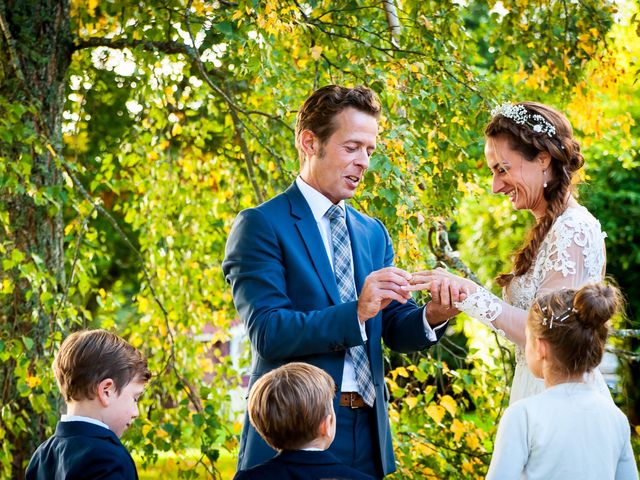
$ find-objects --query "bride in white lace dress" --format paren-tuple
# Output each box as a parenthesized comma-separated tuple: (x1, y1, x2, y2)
(409, 102, 609, 404)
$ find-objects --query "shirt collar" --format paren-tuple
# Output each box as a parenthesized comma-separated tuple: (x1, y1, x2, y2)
(60, 414, 110, 431)
(296, 176, 345, 221)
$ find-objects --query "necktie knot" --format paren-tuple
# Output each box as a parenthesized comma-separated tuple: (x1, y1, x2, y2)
(326, 204, 344, 221)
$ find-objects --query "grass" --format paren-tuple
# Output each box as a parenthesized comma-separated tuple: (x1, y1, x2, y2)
(137, 448, 237, 479)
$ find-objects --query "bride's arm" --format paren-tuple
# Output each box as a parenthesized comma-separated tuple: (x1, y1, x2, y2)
(407, 269, 528, 346)
(409, 216, 605, 349)
(456, 287, 528, 347)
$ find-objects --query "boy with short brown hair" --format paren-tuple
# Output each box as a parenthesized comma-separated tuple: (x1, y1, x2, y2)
(234, 362, 372, 479)
(26, 329, 151, 480)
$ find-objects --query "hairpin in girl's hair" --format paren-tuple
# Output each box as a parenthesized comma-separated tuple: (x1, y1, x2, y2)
(541, 304, 577, 329)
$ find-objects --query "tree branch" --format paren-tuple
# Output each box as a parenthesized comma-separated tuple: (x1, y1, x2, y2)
(0, 1, 26, 85)
(74, 37, 196, 55)
(55, 153, 204, 413)
(184, 0, 264, 204)
(305, 18, 482, 98)
(382, 0, 401, 48)
(397, 430, 493, 461)
(75, 29, 287, 205)
(428, 221, 483, 286)
(50, 204, 97, 330)
(229, 107, 265, 204)
(609, 329, 640, 339)
(606, 346, 640, 362)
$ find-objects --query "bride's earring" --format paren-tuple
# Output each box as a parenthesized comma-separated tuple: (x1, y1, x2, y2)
(543, 169, 548, 188)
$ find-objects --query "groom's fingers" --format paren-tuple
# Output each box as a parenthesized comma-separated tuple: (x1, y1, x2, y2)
(370, 267, 412, 286)
(408, 272, 434, 285)
(403, 281, 432, 292)
(376, 281, 412, 299)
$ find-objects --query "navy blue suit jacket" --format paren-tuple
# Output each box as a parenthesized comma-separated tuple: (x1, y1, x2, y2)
(233, 449, 374, 480)
(223, 182, 446, 475)
(25, 421, 138, 480)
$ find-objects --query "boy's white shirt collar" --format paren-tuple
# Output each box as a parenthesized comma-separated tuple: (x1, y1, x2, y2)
(60, 414, 110, 431)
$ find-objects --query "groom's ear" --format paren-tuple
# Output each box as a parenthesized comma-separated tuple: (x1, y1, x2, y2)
(299, 130, 318, 158)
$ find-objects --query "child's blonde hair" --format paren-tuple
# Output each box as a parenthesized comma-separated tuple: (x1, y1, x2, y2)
(248, 362, 335, 451)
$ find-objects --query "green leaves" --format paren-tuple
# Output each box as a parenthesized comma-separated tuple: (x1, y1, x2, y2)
(2, 0, 638, 477)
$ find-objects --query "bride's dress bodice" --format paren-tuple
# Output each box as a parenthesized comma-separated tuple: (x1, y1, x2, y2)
(504, 205, 607, 402)
(505, 205, 606, 363)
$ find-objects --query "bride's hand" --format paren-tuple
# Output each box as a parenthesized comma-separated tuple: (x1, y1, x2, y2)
(405, 268, 478, 307)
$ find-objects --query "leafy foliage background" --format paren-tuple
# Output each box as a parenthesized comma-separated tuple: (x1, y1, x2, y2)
(1, 0, 638, 478)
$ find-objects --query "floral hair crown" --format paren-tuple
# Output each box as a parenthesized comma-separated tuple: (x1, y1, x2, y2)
(490, 103, 557, 138)
(540, 304, 577, 329)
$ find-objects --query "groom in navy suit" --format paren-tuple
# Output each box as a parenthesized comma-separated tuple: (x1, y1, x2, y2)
(223, 85, 462, 478)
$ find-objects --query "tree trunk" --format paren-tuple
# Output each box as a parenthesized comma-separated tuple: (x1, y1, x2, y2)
(0, 0, 71, 475)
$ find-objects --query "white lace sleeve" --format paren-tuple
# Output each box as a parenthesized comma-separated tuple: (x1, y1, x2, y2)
(454, 288, 506, 336)
(535, 207, 606, 296)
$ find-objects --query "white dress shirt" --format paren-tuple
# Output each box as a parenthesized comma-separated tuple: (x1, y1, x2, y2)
(60, 414, 110, 431)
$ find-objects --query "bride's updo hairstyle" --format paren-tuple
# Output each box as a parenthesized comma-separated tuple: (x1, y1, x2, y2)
(529, 283, 623, 377)
(486, 102, 585, 287)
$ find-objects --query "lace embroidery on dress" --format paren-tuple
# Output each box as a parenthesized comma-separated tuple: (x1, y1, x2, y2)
(505, 206, 606, 364)
(455, 288, 505, 336)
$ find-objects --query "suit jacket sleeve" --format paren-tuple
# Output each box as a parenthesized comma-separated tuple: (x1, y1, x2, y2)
(223, 208, 364, 361)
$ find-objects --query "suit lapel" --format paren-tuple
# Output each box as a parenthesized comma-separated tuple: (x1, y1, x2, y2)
(286, 184, 342, 305)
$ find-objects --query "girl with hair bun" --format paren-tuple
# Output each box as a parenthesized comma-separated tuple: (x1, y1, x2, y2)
(408, 102, 611, 404)
(486, 283, 638, 480)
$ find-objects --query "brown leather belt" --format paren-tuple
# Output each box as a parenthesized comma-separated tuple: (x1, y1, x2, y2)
(339, 391, 368, 409)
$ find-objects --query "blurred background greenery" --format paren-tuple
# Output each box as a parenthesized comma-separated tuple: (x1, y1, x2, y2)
(1, 0, 638, 478)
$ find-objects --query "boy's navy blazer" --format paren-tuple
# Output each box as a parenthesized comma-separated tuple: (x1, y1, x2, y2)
(26, 421, 138, 480)
(233, 449, 374, 480)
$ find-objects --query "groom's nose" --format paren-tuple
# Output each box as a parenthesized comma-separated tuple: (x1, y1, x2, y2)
(354, 149, 370, 169)
(492, 175, 504, 193)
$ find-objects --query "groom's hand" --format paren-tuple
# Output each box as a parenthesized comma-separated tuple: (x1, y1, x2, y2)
(424, 276, 468, 326)
(357, 267, 413, 322)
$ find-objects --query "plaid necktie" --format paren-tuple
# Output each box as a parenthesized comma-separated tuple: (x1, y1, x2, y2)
(326, 204, 375, 407)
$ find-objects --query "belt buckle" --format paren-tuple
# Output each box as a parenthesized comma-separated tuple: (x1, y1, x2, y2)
(349, 392, 358, 409)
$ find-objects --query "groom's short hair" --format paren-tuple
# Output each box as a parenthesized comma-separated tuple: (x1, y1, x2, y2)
(295, 85, 381, 163)
(247, 362, 335, 451)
